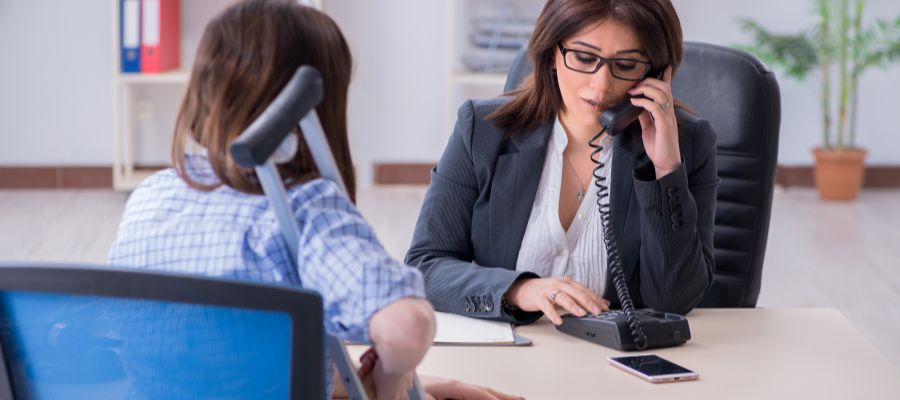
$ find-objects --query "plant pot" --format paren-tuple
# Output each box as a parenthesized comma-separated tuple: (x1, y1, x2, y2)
(812, 148, 868, 201)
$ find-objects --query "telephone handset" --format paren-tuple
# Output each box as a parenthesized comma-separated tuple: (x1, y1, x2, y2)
(555, 64, 691, 351)
(598, 66, 667, 136)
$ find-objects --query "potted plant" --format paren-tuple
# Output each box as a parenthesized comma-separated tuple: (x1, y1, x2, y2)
(737, 0, 900, 200)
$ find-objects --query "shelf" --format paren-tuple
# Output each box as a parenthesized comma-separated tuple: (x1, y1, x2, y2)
(449, 71, 508, 85)
(114, 167, 163, 191)
(117, 70, 190, 84)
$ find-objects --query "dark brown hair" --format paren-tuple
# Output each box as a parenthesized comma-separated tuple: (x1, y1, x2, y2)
(488, 0, 685, 136)
(172, 0, 357, 201)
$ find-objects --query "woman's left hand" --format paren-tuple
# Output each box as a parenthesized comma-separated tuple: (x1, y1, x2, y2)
(421, 375, 524, 400)
(628, 66, 681, 179)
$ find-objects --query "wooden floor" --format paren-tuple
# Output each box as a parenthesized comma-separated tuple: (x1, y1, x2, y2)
(1, 186, 898, 368)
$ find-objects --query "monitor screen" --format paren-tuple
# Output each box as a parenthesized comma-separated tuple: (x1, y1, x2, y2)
(0, 290, 293, 399)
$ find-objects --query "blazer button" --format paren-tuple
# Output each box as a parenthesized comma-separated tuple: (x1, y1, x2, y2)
(672, 222, 680, 231)
(486, 302, 494, 312)
(667, 187, 677, 197)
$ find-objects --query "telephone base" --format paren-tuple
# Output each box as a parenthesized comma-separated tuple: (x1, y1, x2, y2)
(556, 309, 691, 351)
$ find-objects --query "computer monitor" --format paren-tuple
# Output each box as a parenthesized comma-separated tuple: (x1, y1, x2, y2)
(0, 263, 325, 400)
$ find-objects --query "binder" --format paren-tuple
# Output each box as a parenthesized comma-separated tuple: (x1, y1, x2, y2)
(140, 0, 180, 73)
(120, 0, 141, 73)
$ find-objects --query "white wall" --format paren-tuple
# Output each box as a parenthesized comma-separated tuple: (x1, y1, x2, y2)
(1, 0, 899, 185)
(676, 0, 900, 165)
(0, 0, 114, 166)
(323, 0, 449, 186)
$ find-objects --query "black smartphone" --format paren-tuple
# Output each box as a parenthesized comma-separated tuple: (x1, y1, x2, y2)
(598, 66, 667, 136)
(608, 354, 699, 383)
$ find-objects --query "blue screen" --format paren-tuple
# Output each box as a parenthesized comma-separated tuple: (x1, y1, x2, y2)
(0, 290, 293, 399)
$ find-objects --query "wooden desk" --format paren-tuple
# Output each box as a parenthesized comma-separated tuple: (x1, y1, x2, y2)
(350, 309, 900, 399)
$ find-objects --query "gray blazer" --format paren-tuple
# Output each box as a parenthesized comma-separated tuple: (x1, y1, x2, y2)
(405, 97, 719, 324)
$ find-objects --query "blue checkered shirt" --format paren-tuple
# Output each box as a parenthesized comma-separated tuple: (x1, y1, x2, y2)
(108, 160, 425, 395)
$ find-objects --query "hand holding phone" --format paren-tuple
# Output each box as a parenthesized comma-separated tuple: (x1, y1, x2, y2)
(608, 354, 699, 383)
(598, 66, 667, 136)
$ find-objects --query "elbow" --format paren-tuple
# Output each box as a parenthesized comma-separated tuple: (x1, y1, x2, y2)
(404, 248, 443, 278)
(674, 262, 714, 315)
(368, 298, 435, 372)
(654, 292, 702, 316)
(671, 296, 702, 316)
(404, 241, 434, 271)
(648, 257, 712, 316)
(389, 299, 435, 353)
(403, 249, 424, 270)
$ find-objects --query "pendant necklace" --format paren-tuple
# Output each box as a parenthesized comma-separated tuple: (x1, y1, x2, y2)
(563, 154, 588, 204)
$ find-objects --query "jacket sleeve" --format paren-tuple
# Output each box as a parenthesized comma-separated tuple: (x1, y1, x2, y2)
(631, 119, 719, 315)
(405, 100, 542, 324)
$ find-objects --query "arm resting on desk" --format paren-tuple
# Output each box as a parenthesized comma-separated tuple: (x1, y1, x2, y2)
(406, 100, 542, 325)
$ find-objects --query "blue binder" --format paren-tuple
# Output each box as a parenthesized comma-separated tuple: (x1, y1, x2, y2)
(120, 0, 141, 73)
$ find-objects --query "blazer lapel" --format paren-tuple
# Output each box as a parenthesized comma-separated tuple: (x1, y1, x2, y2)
(610, 133, 639, 249)
(604, 131, 646, 299)
(488, 121, 553, 268)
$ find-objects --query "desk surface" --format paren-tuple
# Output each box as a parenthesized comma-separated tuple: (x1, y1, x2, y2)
(349, 309, 900, 400)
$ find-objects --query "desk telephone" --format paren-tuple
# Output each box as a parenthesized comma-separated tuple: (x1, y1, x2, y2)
(556, 66, 692, 351)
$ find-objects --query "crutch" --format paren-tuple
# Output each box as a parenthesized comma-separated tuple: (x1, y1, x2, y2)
(230, 66, 426, 400)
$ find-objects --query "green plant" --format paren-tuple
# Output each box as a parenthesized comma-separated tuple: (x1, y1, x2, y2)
(736, 0, 900, 149)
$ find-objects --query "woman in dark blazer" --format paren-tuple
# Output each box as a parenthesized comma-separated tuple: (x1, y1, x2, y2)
(407, 0, 718, 325)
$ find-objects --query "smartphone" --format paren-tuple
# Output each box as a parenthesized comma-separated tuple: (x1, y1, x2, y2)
(608, 354, 699, 383)
(598, 66, 668, 136)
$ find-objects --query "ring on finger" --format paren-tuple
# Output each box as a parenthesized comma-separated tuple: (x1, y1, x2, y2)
(549, 291, 560, 301)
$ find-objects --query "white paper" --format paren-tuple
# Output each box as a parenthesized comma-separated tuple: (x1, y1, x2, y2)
(433, 312, 515, 344)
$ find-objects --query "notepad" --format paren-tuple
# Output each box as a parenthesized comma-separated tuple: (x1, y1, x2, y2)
(433, 312, 516, 345)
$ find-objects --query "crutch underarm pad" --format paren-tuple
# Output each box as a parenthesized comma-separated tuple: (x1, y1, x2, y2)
(230, 66, 324, 167)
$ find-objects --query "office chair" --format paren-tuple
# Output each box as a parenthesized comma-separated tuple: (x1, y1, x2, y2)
(0, 263, 325, 399)
(504, 41, 781, 308)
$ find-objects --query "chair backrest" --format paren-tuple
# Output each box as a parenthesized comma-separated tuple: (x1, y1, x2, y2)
(503, 41, 781, 308)
(0, 263, 325, 400)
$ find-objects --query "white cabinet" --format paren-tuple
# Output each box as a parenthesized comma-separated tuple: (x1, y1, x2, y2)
(111, 0, 322, 191)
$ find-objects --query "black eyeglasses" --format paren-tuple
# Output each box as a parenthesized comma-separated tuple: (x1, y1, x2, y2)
(557, 43, 652, 81)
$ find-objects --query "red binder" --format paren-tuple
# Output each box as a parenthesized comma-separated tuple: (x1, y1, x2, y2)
(140, 0, 180, 73)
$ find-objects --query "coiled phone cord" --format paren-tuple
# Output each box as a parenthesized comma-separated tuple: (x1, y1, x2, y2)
(589, 127, 649, 351)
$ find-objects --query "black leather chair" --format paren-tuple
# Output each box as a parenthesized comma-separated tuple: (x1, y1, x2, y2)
(503, 41, 781, 308)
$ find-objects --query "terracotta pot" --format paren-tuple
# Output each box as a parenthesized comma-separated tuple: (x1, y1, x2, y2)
(812, 148, 868, 201)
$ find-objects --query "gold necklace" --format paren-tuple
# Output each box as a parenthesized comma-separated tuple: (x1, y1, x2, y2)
(563, 153, 588, 204)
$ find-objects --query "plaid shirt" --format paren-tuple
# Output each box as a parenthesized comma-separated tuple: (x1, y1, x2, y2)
(109, 160, 425, 395)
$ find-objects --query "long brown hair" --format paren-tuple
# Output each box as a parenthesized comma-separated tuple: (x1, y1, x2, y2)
(488, 0, 685, 136)
(172, 0, 357, 201)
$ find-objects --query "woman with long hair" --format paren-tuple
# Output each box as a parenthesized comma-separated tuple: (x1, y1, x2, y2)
(407, 0, 718, 326)
(110, 1, 520, 398)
